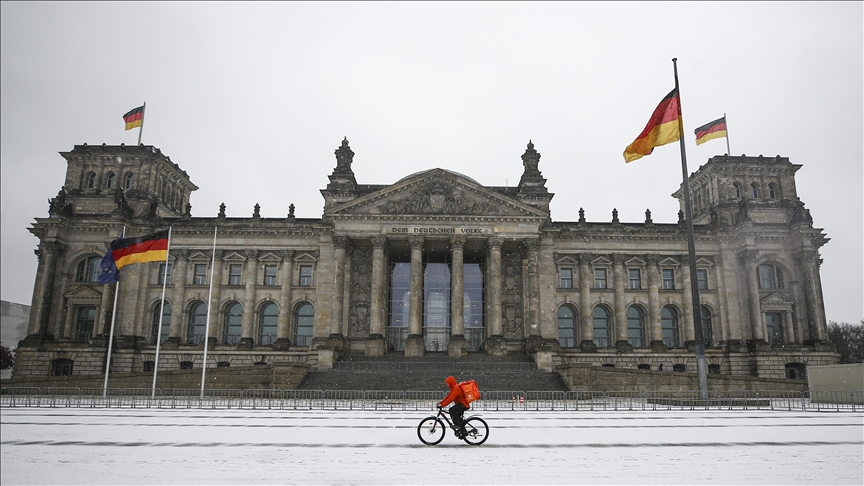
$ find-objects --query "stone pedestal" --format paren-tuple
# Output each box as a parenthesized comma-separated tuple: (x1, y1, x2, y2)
(531, 348, 555, 372)
(525, 335, 545, 354)
(162, 336, 181, 350)
(616, 340, 633, 353)
(326, 334, 346, 355)
(650, 340, 669, 353)
(484, 335, 507, 357)
(272, 338, 292, 351)
(364, 333, 386, 357)
(18, 334, 53, 348)
(317, 348, 335, 370)
(404, 334, 425, 357)
(580, 340, 598, 353)
(447, 334, 468, 358)
(747, 339, 771, 352)
(238, 337, 254, 351)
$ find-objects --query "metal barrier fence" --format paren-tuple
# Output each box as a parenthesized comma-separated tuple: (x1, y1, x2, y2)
(331, 361, 538, 372)
(1, 387, 861, 411)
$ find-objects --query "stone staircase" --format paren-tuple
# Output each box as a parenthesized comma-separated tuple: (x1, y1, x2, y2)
(297, 352, 569, 392)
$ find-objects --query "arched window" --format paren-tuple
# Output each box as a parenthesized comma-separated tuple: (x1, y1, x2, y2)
(294, 303, 314, 346)
(557, 305, 577, 348)
(732, 182, 742, 199)
(750, 182, 761, 198)
(86, 172, 97, 189)
(75, 306, 96, 342)
(105, 172, 116, 189)
(765, 312, 784, 346)
(76, 256, 102, 282)
(123, 172, 134, 189)
(700, 306, 713, 347)
(768, 182, 778, 199)
(661, 306, 679, 348)
(626, 306, 645, 348)
(758, 264, 784, 289)
(187, 301, 207, 345)
(259, 302, 278, 345)
(151, 301, 171, 344)
(592, 306, 611, 348)
(223, 302, 242, 344)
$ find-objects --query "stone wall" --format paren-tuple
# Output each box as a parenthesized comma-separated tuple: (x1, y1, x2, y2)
(557, 363, 809, 393)
(0, 363, 308, 391)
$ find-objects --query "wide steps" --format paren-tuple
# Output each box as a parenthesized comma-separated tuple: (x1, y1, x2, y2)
(298, 353, 569, 392)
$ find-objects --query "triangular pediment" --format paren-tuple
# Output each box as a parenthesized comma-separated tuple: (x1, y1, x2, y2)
(659, 257, 680, 267)
(626, 257, 647, 267)
(760, 292, 795, 305)
(696, 257, 714, 267)
(591, 256, 612, 266)
(294, 252, 318, 263)
(555, 254, 579, 265)
(187, 250, 210, 261)
(326, 168, 547, 219)
(257, 251, 281, 262)
(64, 285, 103, 300)
(222, 251, 247, 261)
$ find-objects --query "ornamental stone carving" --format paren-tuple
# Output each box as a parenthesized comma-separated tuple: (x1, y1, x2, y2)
(380, 181, 507, 216)
(501, 249, 523, 339)
(349, 245, 372, 337)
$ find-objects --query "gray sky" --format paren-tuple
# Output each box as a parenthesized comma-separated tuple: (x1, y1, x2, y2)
(2, 2, 861, 324)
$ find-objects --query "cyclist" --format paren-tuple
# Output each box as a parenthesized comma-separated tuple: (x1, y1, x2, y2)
(438, 376, 470, 438)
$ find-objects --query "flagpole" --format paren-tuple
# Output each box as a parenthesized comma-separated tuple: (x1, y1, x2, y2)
(151, 226, 172, 399)
(672, 58, 709, 399)
(724, 112, 731, 155)
(102, 226, 126, 398)
(200, 227, 217, 399)
(137, 102, 146, 145)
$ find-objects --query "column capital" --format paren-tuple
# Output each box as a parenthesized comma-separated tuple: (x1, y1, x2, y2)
(612, 253, 627, 265)
(487, 236, 503, 249)
(646, 254, 662, 265)
(170, 248, 190, 261)
(40, 241, 66, 255)
(522, 238, 541, 252)
(739, 249, 760, 264)
(450, 235, 466, 250)
(371, 235, 388, 248)
(408, 235, 424, 249)
(577, 253, 594, 265)
(279, 249, 295, 260)
(332, 235, 350, 249)
(244, 249, 259, 261)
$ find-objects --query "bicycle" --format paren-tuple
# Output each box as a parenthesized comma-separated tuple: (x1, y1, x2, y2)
(417, 406, 489, 445)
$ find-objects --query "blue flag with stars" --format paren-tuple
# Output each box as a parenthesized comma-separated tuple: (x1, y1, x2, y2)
(98, 249, 120, 284)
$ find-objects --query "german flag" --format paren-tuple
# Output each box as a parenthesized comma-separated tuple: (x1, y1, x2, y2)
(110, 230, 169, 270)
(123, 105, 144, 130)
(623, 89, 681, 163)
(694, 116, 727, 145)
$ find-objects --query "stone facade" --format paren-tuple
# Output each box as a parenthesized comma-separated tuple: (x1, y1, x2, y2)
(12, 140, 837, 384)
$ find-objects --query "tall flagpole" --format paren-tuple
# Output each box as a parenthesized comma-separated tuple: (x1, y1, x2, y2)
(672, 58, 709, 399)
(724, 112, 732, 155)
(151, 226, 172, 399)
(137, 102, 146, 145)
(102, 226, 126, 398)
(200, 227, 217, 399)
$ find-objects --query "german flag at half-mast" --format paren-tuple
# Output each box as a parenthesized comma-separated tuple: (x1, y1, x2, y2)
(623, 89, 681, 163)
(123, 105, 144, 130)
(110, 230, 169, 270)
(694, 116, 727, 145)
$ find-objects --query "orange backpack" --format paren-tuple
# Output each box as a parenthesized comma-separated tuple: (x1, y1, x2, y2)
(459, 380, 481, 403)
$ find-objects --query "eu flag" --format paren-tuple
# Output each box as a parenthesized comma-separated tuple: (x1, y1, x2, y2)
(98, 249, 120, 284)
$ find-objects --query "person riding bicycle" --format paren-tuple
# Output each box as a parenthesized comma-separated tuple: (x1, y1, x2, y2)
(438, 375, 470, 438)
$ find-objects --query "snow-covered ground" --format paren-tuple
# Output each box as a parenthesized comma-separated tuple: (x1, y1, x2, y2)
(1, 407, 862, 485)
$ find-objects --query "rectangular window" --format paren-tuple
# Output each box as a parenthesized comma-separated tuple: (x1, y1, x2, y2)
(662, 269, 675, 290)
(628, 269, 641, 289)
(594, 268, 607, 289)
(263, 264, 277, 286)
(193, 264, 207, 285)
(299, 265, 313, 287)
(157, 263, 172, 285)
(559, 268, 573, 289)
(229, 264, 243, 286)
(697, 269, 708, 290)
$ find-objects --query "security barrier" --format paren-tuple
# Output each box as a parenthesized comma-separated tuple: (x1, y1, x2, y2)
(1, 387, 861, 411)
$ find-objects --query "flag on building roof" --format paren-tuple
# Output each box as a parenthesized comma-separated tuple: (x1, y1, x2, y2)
(623, 89, 682, 163)
(110, 229, 169, 270)
(694, 116, 727, 145)
(123, 105, 145, 130)
(97, 249, 120, 284)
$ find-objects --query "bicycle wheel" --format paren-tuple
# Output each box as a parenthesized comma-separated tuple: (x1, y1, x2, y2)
(461, 417, 489, 445)
(417, 417, 446, 445)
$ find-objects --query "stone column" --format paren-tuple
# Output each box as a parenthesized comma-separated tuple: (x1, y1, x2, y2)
(578, 253, 595, 351)
(524, 239, 541, 338)
(23, 242, 63, 344)
(799, 251, 827, 343)
(680, 256, 695, 345)
(485, 237, 507, 357)
(405, 235, 425, 357)
(740, 250, 765, 342)
(166, 249, 188, 348)
(718, 247, 743, 346)
(52, 271, 71, 339)
(97, 278, 114, 336)
(239, 249, 259, 349)
(328, 236, 349, 351)
(207, 250, 223, 346)
(647, 254, 666, 351)
(274, 249, 294, 350)
(612, 254, 631, 352)
(448, 236, 467, 357)
(365, 236, 387, 356)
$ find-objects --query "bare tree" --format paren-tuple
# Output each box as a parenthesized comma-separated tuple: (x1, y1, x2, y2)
(826, 320, 864, 364)
(0, 345, 14, 370)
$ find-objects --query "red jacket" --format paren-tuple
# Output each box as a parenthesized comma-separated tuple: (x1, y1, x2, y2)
(438, 376, 470, 409)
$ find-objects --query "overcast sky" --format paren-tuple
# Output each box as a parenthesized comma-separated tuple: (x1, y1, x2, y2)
(1, 2, 861, 324)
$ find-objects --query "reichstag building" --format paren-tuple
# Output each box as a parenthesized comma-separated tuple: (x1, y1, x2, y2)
(12, 139, 838, 380)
